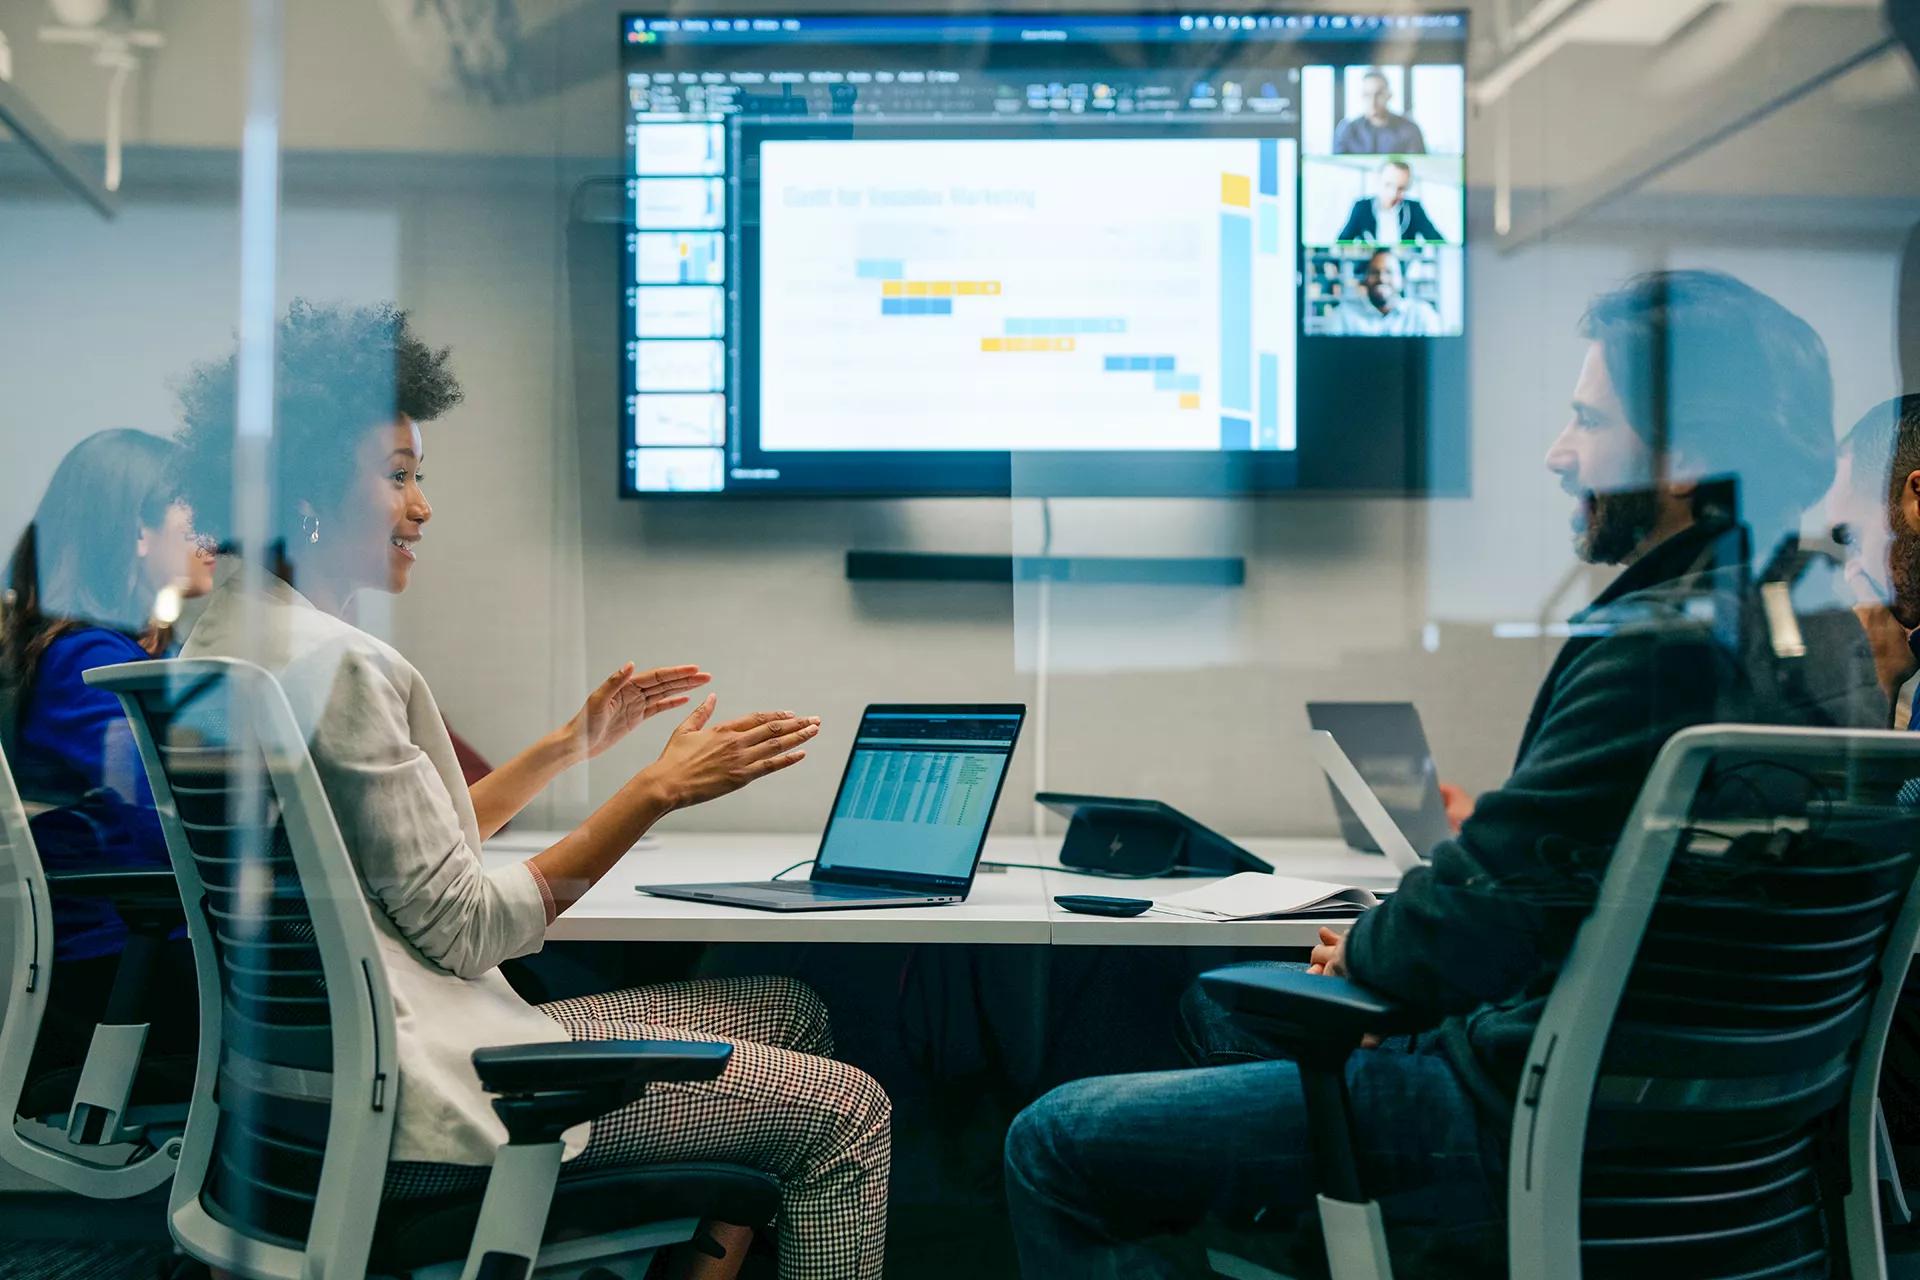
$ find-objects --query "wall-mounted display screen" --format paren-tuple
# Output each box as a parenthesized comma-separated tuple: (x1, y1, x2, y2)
(620, 10, 1468, 497)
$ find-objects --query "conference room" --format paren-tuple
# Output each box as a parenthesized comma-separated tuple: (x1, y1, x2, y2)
(3, 2, 1920, 1278)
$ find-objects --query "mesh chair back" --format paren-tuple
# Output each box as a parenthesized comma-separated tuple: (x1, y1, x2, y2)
(0, 740, 180, 1197)
(0, 737, 55, 1102)
(88, 659, 395, 1280)
(1511, 726, 1920, 1280)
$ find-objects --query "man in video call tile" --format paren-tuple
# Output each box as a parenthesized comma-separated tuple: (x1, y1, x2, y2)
(1333, 68, 1427, 155)
(1336, 158, 1445, 245)
(1323, 249, 1441, 337)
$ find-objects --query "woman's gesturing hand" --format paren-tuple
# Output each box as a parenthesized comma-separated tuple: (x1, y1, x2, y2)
(562, 663, 712, 763)
(644, 695, 820, 809)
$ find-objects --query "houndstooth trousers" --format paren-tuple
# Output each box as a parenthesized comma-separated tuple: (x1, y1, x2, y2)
(386, 974, 891, 1280)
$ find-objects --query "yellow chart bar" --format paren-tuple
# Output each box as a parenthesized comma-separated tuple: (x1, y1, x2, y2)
(983, 337, 1078, 353)
(1179, 393, 1201, 410)
(1221, 172, 1252, 208)
(882, 281, 905, 297)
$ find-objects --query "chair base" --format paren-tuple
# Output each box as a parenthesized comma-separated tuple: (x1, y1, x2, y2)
(397, 1219, 699, 1280)
(1318, 1194, 1393, 1280)
(1206, 1248, 1294, 1279)
(1, 1117, 178, 1199)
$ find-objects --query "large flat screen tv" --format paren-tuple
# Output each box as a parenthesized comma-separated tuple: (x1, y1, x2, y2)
(619, 9, 1468, 497)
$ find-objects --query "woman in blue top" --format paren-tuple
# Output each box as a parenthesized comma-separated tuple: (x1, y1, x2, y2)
(1, 430, 214, 1067)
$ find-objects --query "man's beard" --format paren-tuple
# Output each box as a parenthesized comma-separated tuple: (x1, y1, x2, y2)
(1891, 524, 1920, 628)
(1577, 488, 1662, 565)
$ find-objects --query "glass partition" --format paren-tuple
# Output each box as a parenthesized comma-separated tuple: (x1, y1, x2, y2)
(3, 2, 1918, 1276)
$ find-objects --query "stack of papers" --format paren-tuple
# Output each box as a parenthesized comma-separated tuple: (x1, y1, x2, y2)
(1150, 872, 1384, 922)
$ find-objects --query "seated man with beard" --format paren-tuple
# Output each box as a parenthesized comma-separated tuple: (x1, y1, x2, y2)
(1003, 270, 1887, 1277)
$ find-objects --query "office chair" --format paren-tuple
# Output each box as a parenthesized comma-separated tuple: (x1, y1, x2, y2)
(0, 736, 187, 1198)
(1202, 724, 1920, 1280)
(88, 658, 779, 1279)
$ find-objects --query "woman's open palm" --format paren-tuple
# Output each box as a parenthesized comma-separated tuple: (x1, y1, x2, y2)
(567, 663, 712, 761)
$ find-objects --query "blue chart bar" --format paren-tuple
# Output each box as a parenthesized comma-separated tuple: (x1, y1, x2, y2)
(1007, 317, 1127, 336)
(1155, 371, 1202, 392)
(1219, 415, 1252, 450)
(1258, 139, 1279, 197)
(1259, 203, 1279, 255)
(1258, 354, 1280, 450)
(1107, 355, 1179, 373)
(1219, 212, 1252, 414)
(856, 259, 905, 279)
(882, 298, 953, 316)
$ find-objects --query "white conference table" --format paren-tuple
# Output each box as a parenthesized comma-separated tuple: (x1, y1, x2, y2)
(482, 831, 1401, 949)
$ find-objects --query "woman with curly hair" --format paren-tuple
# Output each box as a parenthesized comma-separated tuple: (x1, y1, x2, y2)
(173, 301, 889, 1280)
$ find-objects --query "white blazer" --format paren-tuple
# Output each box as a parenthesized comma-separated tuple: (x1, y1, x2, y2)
(182, 570, 586, 1166)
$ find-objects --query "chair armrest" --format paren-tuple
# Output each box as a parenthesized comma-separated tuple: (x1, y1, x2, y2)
(473, 1040, 733, 1145)
(1198, 964, 1426, 1065)
(43, 869, 183, 938)
(473, 1040, 732, 1095)
(42, 868, 181, 908)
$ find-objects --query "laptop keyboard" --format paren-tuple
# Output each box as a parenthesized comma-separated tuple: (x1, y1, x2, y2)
(754, 880, 884, 898)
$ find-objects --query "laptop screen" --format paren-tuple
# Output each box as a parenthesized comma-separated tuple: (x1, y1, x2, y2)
(815, 706, 1025, 888)
(1306, 701, 1454, 858)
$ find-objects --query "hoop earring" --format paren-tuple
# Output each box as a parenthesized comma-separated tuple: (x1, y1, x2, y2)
(300, 513, 321, 545)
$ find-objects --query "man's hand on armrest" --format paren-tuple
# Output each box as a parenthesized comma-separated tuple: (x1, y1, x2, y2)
(1308, 925, 1348, 977)
(1306, 926, 1381, 1047)
(1199, 960, 1425, 1062)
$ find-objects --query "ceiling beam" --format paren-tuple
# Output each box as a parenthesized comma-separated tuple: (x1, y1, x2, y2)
(0, 76, 116, 218)
(1493, 26, 1897, 252)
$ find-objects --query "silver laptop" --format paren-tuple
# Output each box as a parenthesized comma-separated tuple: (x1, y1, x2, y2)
(1306, 701, 1453, 873)
(639, 704, 1026, 911)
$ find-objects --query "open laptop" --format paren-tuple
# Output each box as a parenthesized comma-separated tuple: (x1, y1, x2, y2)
(640, 704, 1026, 911)
(1306, 701, 1453, 874)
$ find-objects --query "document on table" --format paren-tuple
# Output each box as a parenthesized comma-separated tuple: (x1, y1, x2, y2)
(1150, 872, 1383, 921)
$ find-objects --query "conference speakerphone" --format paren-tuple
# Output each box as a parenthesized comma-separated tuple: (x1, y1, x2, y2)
(1037, 792, 1272, 878)
(619, 10, 1469, 497)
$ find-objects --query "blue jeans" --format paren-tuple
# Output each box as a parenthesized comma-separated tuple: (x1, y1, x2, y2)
(1004, 1036, 1505, 1277)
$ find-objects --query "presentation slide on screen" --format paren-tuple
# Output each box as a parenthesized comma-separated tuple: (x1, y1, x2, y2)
(820, 748, 1009, 879)
(757, 137, 1298, 454)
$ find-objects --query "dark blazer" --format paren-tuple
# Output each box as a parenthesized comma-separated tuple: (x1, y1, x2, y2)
(12, 627, 170, 963)
(1336, 196, 1444, 244)
(1344, 519, 1887, 1119)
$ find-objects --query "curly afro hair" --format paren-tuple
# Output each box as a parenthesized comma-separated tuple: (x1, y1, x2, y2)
(174, 300, 463, 548)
